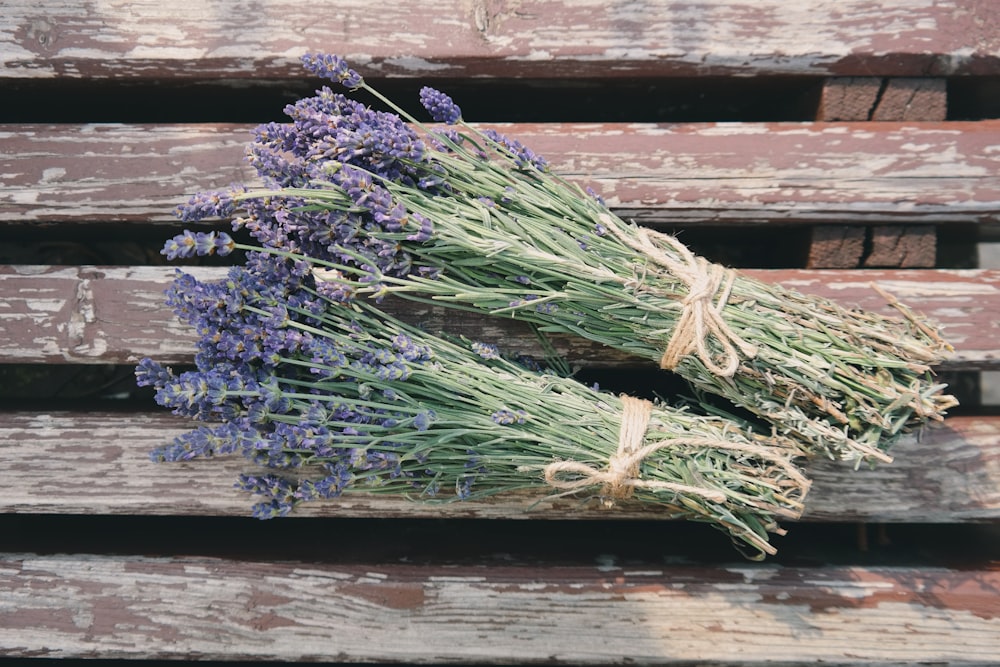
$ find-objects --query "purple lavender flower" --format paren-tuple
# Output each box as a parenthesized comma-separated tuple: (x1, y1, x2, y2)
(491, 409, 527, 425)
(419, 86, 462, 124)
(471, 341, 501, 360)
(586, 186, 606, 207)
(483, 128, 549, 171)
(301, 53, 364, 89)
(161, 231, 235, 260)
(174, 190, 238, 222)
(135, 358, 173, 389)
(412, 410, 435, 431)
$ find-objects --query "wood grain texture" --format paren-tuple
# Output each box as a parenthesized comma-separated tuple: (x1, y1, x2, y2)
(4, 121, 1000, 225)
(0, 412, 995, 522)
(819, 78, 948, 122)
(1, 265, 997, 369)
(870, 79, 949, 121)
(807, 226, 866, 268)
(862, 225, 936, 268)
(818, 78, 885, 121)
(2, 0, 999, 79)
(1, 553, 997, 663)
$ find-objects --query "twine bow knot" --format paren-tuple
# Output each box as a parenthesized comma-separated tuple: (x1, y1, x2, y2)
(542, 395, 728, 507)
(602, 214, 758, 378)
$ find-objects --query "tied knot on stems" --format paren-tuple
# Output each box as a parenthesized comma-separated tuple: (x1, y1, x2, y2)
(543, 395, 729, 508)
(602, 214, 758, 378)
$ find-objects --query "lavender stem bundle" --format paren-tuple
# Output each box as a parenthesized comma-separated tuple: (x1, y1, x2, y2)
(171, 53, 955, 465)
(138, 252, 809, 558)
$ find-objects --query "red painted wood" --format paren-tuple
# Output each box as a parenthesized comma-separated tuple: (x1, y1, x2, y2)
(0, 411, 994, 522)
(3, 1, 999, 79)
(3, 121, 1000, 225)
(0, 266, 997, 369)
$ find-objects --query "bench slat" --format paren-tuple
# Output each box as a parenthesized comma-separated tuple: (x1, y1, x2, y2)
(1, 265, 996, 369)
(3, 121, 999, 225)
(2, 552, 997, 663)
(0, 412, 995, 522)
(3, 1, 998, 79)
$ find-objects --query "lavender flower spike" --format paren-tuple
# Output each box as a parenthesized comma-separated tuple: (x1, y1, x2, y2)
(161, 230, 236, 260)
(174, 190, 237, 222)
(419, 87, 462, 124)
(301, 53, 364, 89)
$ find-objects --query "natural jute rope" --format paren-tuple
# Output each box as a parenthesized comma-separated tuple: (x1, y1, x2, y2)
(542, 395, 729, 507)
(602, 214, 758, 377)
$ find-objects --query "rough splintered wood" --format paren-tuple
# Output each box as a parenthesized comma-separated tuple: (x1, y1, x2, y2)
(1, 553, 997, 664)
(1, 265, 997, 369)
(871, 79, 949, 121)
(808, 225, 937, 269)
(2, 0, 999, 79)
(0, 412, 996, 522)
(818, 78, 884, 121)
(4, 121, 1000, 226)
(819, 78, 947, 121)
(863, 225, 937, 268)
(807, 226, 866, 268)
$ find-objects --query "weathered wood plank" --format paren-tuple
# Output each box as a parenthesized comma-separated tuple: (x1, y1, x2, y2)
(808, 225, 938, 269)
(0, 411, 995, 522)
(1, 552, 997, 664)
(4, 121, 1000, 225)
(3, 0, 999, 79)
(0, 123, 255, 223)
(1, 265, 997, 369)
(819, 78, 948, 122)
(862, 225, 937, 268)
(819, 78, 885, 121)
(807, 226, 867, 268)
(871, 78, 949, 121)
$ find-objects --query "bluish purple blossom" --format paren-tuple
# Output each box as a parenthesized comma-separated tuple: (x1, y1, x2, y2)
(135, 358, 173, 389)
(301, 53, 364, 89)
(483, 128, 549, 171)
(491, 409, 527, 425)
(161, 231, 235, 260)
(174, 190, 239, 222)
(419, 86, 462, 124)
(144, 250, 538, 516)
(471, 341, 501, 360)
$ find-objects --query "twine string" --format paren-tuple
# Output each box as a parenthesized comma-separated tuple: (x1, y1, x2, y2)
(602, 214, 758, 377)
(542, 395, 729, 506)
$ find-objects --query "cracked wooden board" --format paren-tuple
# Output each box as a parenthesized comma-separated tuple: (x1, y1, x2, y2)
(3, 121, 999, 225)
(1, 265, 996, 369)
(0, 552, 997, 663)
(3, 0, 999, 79)
(0, 411, 996, 522)
(819, 78, 948, 122)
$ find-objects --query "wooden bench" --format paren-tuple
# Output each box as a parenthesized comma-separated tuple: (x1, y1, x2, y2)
(2, 1, 999, 663)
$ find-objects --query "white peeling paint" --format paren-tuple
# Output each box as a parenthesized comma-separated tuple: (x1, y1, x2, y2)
(863, 280, 998, 297)
(383, 56, 451, 72)
(21, 298, 65, 312)
(40, 167, 67, 182)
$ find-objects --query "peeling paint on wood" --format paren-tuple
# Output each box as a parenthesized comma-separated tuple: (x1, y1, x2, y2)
(0, 553, 997, 662)
(0, 412, 996, 522)
(1, 266, 996, 369)
(3, 4, 999, 664)
(1, 0, 999, 79)
(3, 121, 998, 225)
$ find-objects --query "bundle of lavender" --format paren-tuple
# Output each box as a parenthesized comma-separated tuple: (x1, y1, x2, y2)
(173, 53, 955, 464)
(137, 250, 809, 558)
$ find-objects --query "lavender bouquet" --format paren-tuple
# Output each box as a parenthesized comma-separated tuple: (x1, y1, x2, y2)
(172, 53, 955, 465)
(137, 251, 809, 558)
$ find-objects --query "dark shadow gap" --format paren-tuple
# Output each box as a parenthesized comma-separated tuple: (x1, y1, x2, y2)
(0, 77, 824, 124)
(2, 514, 997, 569)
